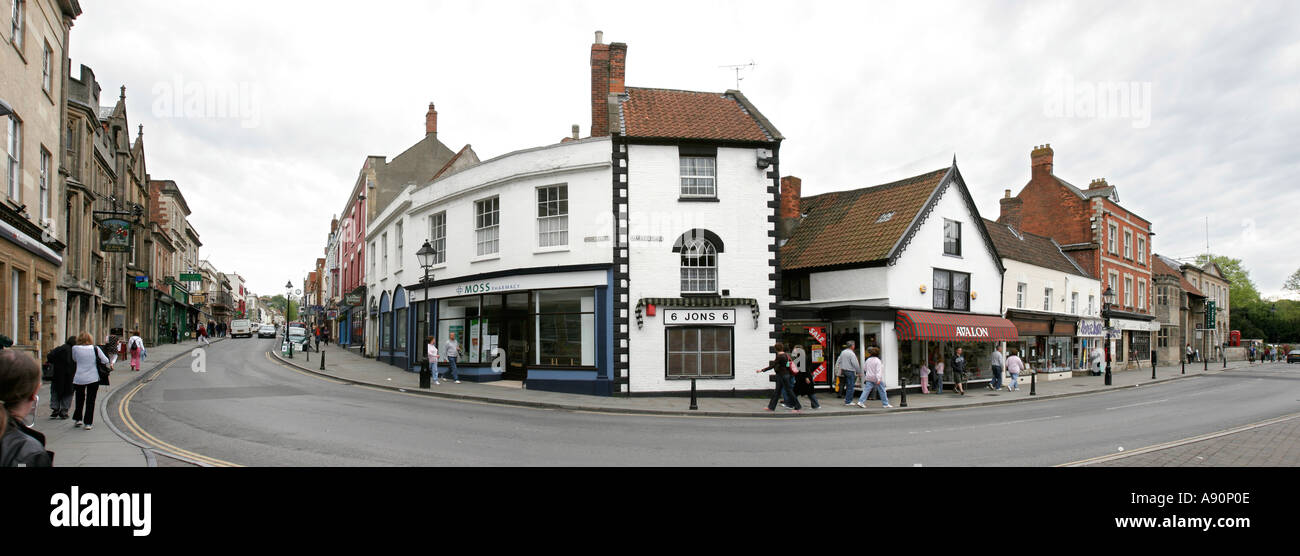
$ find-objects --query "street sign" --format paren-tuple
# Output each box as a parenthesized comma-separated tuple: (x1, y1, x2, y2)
(1206, 301, 1217, 329)
(180, 273, 201, 282)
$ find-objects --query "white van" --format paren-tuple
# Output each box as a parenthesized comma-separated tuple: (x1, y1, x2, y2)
(230, 319, 253, 338)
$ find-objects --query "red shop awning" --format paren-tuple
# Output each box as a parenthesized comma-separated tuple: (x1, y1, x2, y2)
(895, 310, 1020, 342)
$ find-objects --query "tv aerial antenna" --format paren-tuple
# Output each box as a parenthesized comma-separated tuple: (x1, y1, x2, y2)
(719, 60, 756, 90)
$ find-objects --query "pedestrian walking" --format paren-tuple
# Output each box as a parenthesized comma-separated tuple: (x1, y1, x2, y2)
(1090, 345, 1104, 376)
(46, 337, 75, 420)
(989, 344, 1005, 391)
(1005, 349, 1025, 392)
(443, 333, 461, 384)
(127, 331, 146, 372)
(952, 347, 968, 395)
(70, 333, 110, 431)
(931, 349, 945, 394)
(792, 354, 820, 410)
(197, 324, 209, 345)
(837, 341, 862, 405)
(757, 343, 800, 412)
(426, 336, 440, 385)
(856, 346, 891, 408)
(0, 349, 54, 467)
(1248, 345, 1255, 364)
(102, 333, 120, 367)
(1186, 344, 1194, 364)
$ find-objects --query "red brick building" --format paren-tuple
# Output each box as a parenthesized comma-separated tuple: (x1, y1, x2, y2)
(998, 144, 1157, 367)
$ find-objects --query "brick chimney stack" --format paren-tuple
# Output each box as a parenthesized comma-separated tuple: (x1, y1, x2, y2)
(590, 31, 627, 137)
(1088, 178, 1109, 190)
(425, 103, 437, 137)
(1031, 143, 1054, 179)
(999, 188, 1023, 232)
(779, 176, 802, 239)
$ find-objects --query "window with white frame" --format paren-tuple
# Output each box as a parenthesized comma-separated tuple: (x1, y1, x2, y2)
(1016, 282, 1026, 308)
(1044, 287, 1053, 312)
(537, 185, 568, 248)
(680, 239, 718, 294)
(42, 41, 52, 93)
(475, 197, 499, 256)
(39, 147, 49, 221)
(1088, 294, 1095, 315)
(11, 1, 23, 49)
(395, 222, 403, 269)
(1137, 279, 1146, 310)
(6, 116, 19, 200)
(1071, 292, 1078, 315)
(679, 156, 716, 198)
(1108, 223, 1118, 254)
(370, 241, 376, 277)
(1124, 230, 1133, 259)
(428, 211, 446, 265)
(1124, 276, 1133, 307)
(1137, 236, 1146, 264)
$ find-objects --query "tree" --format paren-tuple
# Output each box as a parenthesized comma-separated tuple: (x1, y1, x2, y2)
(1285, 267, 1300, 295)
(1195, 254, 1261, 310)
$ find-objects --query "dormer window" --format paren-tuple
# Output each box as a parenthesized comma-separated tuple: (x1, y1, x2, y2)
(943, 219, 962, 256)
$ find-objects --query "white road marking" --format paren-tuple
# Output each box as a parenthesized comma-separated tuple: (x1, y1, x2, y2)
(1105, 399, 1169, 411)
(908, 415, 1061, 434)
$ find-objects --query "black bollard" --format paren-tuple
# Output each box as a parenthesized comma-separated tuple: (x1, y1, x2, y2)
(1223, 355, 1227, 369)
(320, 349, 326, 371)
(419, 359, 431, 389)
(1204, 357, 1208, 371)
(1152, 360, 1156, 380)
(1030, 371, 1037, 396)
(689, 378, 698, 410)
(1182, 359, 1185, 374)
(288, 343, 293, 359)
(899, 375, 908, 408)
(305, 348, 310, 362)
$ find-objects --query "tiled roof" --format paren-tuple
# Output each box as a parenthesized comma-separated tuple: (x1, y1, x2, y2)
(984, 219, 1092, 278)
(1154, 254, 1204, 297)
(618, 87, 776, 142)
(780, 168, 950, 271)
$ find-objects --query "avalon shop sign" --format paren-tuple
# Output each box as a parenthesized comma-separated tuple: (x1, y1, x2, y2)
(955, 326, 991, 338)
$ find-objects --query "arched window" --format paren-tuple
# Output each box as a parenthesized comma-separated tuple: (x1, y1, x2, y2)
(680, 239, 718, 294)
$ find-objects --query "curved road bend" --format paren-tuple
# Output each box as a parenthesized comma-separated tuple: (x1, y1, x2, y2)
(109, 338, 1300, 466)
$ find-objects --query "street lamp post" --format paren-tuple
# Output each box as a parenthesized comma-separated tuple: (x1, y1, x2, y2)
(285, 281, 294, 358)
(416, 241, 438, 389)
(1102, 286, 1116, 386)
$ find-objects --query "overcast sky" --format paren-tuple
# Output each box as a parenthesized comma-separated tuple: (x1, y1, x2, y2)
(69, 0, 1300, 300)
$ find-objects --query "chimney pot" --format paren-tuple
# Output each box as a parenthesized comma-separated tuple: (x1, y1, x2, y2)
(425, 103, 438, 136)
(571, 124, 579, 139)
(1031, 143, 1054, 178)
(595, 30, 603, 44)
(1004, 189, 1011, 199)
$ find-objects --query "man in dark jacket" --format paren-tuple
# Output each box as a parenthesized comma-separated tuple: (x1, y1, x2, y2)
(46, 337, 76, 420)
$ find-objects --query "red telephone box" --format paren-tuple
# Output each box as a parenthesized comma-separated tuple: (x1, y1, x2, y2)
(1229, 330, 1241, 347)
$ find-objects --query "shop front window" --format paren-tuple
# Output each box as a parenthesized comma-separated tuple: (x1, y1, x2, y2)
(535, 289, 594, 366)
(438, 296, 480, 363)
(395, 308, 407, 352)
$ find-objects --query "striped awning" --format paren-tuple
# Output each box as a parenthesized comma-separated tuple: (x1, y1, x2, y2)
(896, 310, 1019, 342)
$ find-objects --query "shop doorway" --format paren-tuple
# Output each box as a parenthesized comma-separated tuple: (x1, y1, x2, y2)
(502, 293, 531, 381)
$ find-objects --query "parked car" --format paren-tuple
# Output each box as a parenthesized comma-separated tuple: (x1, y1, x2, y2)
(286, 326, 310, 351)
(258, 324, 277, 338)
(1288, 350, 1300, 364)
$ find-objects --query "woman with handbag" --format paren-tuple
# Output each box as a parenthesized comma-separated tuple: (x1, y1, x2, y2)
(70, 332, 111, 431)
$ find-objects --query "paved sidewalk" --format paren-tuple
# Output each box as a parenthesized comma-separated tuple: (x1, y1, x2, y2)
(274, 345, 1253, 417)
(35, 338, 224, 467)
(1086, 413, 1300, 467)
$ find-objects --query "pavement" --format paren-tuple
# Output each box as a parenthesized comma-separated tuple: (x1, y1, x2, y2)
(38, 333, 1295, 466)
(273, 344, 1259, 417)
(34, 337, 227, 467)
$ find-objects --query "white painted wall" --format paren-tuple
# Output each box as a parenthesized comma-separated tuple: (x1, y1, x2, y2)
(625, 144, 776, 393)
(366, 138, 614, 293)
(1000, 258, 1101, 319)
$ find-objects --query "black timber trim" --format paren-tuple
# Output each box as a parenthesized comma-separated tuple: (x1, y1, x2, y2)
(767, 143, 782, 342)
(670, 229, 726, 254)
(612, 134, 630, 394)
(885, 160, 1006, 275)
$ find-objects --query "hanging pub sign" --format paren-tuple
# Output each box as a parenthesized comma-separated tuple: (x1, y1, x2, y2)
(99, 218, 133, 253)
(344, 293, 363, 306)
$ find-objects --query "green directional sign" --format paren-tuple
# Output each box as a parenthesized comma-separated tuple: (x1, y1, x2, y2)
(180, 273, 201, 282)
(1205, 300, 1217, 329)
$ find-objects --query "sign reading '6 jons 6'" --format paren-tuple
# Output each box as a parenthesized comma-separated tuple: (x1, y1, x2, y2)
(663, 309, 736, 325)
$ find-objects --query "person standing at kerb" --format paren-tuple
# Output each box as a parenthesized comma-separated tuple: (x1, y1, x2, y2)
(988, 344, 1005, 391)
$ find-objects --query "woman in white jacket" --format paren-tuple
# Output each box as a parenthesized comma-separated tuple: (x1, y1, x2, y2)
(70, 332, 110, 431)
(126, 331, 146, 372)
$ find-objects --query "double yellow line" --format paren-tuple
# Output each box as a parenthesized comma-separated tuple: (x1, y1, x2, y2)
(115, 356, 242, 468)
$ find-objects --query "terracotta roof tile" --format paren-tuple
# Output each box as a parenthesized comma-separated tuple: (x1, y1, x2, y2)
(619, 87, 772, 142)
(984, 219, 1092, 278)
(780, 168, 949, 271)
